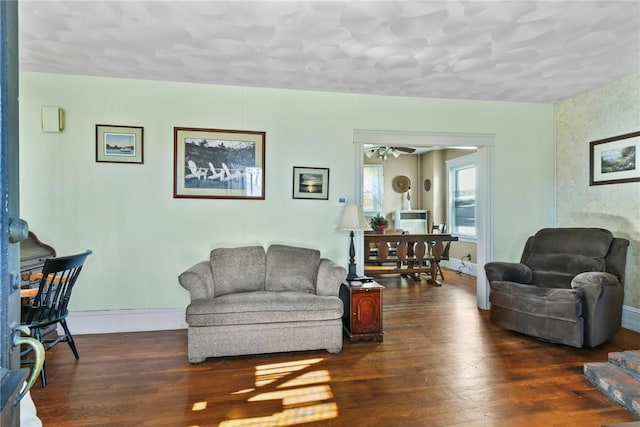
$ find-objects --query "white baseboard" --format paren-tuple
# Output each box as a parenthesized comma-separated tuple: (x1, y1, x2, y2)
(65, 295, 640, 336)
(622, 305, 640, 332)
(443, 258, 477, 277)
(66, 308, 187, 335)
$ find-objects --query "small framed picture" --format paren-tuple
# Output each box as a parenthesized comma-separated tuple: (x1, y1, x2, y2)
(292, 167, 329, 200)
(96, 124, 144, 164)
(174, 127, 265, 199)
(590, 131, 640, 186)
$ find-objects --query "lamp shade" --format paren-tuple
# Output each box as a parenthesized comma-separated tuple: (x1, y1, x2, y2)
(338, 204, 371, 231)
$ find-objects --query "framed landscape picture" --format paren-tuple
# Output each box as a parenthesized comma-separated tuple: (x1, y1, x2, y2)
(96, 124, 144, 164)
(590, 131, 640, 186)
(292, 166, 329, 200)
(173, 127, 265, 199)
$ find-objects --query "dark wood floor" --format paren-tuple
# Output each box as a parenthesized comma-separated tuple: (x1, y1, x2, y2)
(29, 270, 639, 426)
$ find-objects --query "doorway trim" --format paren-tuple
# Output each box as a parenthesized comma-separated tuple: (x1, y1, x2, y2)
(353, 129, 495, 310)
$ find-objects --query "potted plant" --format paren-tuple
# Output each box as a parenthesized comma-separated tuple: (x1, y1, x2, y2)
(369, 214, 389, 232)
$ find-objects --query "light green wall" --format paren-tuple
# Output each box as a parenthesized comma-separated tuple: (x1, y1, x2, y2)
(19, 72, 556, 311)
(557, 74, 640, 309)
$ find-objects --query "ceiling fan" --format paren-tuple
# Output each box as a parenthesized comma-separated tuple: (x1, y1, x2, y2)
(364, 146, 416, 161)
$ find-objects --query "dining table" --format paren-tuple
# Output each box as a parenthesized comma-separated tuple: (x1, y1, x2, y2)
(364, 232, 459, 285)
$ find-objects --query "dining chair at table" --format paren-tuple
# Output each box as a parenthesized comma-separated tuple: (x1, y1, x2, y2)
(433, 240, 451, 280)
(432, 223, 446, 234)
(428, 224, 450, 280)
(21, 250, 92, 386)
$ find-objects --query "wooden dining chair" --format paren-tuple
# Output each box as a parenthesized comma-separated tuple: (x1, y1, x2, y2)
(429, 224, 449, 280)
(432, 223, 446, 234)
(433, 240, 451, 280)
(21, 250, 92, 386)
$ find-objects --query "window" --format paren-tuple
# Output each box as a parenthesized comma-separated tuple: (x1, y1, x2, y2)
(446, 153, 476, 240)
(363, 164, 383, 216)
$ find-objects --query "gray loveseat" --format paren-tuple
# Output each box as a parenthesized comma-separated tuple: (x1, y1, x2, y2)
(485, 228, 629, 348)
(178, 244, 347, 363)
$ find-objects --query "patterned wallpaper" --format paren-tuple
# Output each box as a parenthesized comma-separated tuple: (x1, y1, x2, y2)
(556, 74, 640, 309)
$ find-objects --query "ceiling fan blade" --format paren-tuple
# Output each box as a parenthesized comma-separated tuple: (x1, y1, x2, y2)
(392, 147, 416, 153)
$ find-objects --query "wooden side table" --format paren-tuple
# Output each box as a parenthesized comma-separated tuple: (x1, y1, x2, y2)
(339, 281, 384, 343)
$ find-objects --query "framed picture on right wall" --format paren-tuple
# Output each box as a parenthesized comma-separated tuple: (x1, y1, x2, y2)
(589, 131, 640, 186)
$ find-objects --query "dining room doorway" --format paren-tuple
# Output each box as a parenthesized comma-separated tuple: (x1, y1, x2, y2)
(352, 130, 495, 309)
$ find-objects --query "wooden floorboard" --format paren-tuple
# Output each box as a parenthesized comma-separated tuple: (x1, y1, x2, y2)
(29, 270, 640, 426)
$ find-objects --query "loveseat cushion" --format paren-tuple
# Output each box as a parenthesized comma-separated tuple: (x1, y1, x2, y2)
(210, 246, 266, 297)
(185, 291, 343, 326)
(265, 245, 320, 294)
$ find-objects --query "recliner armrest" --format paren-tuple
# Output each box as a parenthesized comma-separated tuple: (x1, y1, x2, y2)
(571, 271, 624, 347)
(571, 271, 620, 290)
(178, 261, 214, 300)
(484, 262, 532, 283)
(316, 258, 347, 296)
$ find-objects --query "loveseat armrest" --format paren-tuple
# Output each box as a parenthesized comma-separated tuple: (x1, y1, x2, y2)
(571, 271, 624, 347)
(484, 262, 532, 284)
(178, 261, 214, 300)
(316, 258, 347, 296)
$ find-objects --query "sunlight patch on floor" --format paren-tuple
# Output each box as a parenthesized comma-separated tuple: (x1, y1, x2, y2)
(192, 401, 207, 411)
(218, 402, 338, 427)
(249, 384, 333, 406)
(279, 370, 331, 388)
(254, 358, 324, 387)
(212, 357, 338, 426)
(231, 388, 256, 395)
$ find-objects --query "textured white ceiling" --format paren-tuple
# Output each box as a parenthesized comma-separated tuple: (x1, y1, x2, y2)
(18, 0, 640, 103)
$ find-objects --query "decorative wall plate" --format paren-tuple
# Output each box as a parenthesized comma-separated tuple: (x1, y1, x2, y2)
(424, 179, 432, 191)
(392, 175, 411, 193)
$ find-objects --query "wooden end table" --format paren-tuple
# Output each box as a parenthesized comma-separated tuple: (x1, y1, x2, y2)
(339, 281, 384, 343)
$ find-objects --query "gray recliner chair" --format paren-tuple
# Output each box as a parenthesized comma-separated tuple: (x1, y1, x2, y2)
(485, 228, 629, 348)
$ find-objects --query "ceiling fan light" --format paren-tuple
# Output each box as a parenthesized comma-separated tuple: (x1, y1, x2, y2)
(450, 146, 478, 150)
(392, 149, 401, 158)
(365, 149, 376, 158)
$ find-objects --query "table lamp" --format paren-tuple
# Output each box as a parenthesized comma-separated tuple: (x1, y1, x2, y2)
(338, 204, 371, 281)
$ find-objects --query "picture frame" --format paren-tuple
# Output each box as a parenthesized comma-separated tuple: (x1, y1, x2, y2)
(292, 166, 329, 200)
(96, 124, 144, 164)
(173, 127, 265, 199)
(589, 131, 640, 186)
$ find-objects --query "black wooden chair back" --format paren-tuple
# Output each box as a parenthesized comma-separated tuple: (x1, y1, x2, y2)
(21, 250, 92, 386)
(22, 250, 92, 327)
